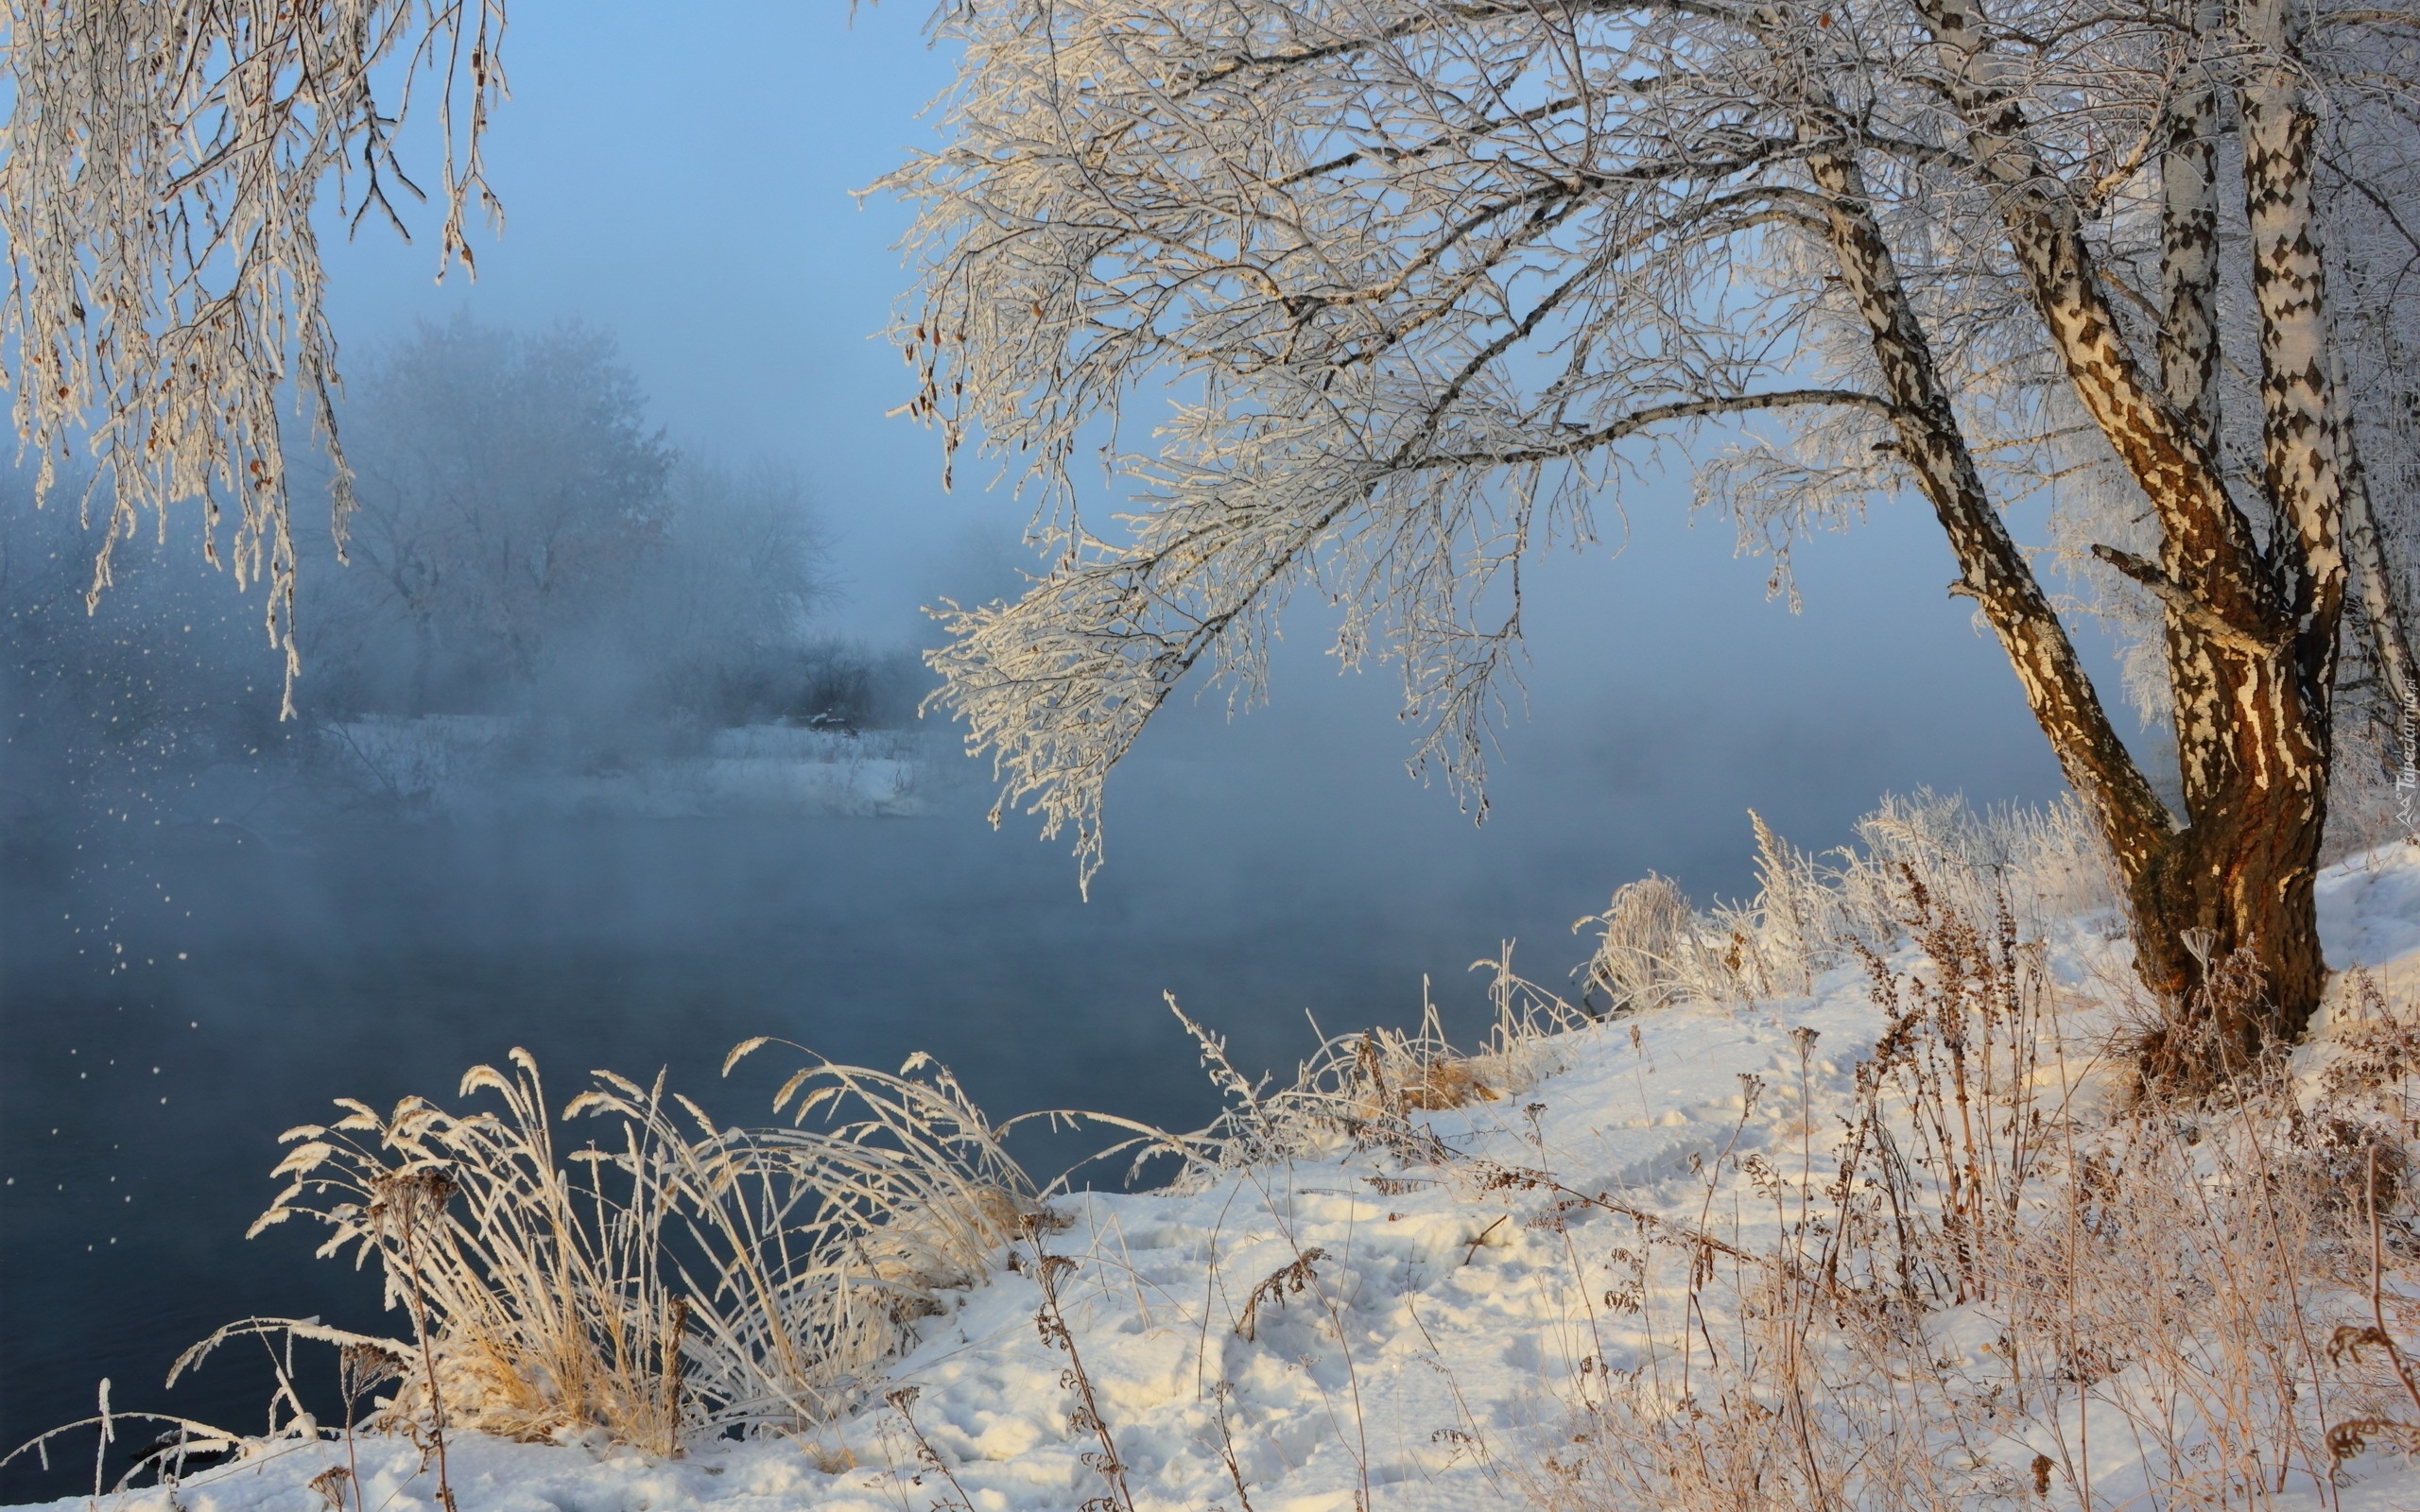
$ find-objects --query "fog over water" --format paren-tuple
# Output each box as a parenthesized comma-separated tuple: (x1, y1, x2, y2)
(0, 1, 2097, 1496)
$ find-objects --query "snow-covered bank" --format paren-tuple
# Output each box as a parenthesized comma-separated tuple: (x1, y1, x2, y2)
(14, 843, 2420, 1512)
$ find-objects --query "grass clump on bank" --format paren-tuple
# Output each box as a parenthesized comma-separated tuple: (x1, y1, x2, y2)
(180, 1044, 1034, 1469)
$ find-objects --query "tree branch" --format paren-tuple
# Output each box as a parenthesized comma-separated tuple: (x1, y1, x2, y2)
(2090, 543, 2286, 657)
(1424, 388, 1892, 467)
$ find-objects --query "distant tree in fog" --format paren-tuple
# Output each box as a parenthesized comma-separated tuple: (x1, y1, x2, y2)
(638, 459, 831, 671)
(0, 1, 504, 705)
(300, 318, 884, 732)
(321, 318, 677, 713)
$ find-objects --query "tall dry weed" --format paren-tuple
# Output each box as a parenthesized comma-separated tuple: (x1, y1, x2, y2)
(1843, 877, 2057, 1306)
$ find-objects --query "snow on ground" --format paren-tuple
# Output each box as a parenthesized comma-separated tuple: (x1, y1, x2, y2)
(17, 845, 2420, 1512)
(2318, 849, 2420, 1005)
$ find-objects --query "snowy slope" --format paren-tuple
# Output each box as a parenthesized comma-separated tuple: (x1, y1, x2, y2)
(15, 844, 2420, 1512)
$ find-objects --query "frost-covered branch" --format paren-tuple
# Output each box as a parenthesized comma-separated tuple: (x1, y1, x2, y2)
(0, 0, 507, 712)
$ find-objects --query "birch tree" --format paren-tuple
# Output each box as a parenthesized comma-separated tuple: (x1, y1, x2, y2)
(888, 0, 2420, 1061)
(0, 0, 506, 713)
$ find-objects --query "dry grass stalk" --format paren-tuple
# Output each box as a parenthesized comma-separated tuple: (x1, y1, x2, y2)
(884, 1385, 975, 1512)
(1153, 949, 1591, 1180)
(369, 1165, 460, 1512)
(1235, 1247, 1326, 1342)
(1209, 1380, 1257, 1512)
(1028, 1237, 1136, 1512)
(337, 1342, 403, 1512)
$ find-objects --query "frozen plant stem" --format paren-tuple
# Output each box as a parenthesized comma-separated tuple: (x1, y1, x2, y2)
(2368, 1151, 2420, 1419)
(338, 1343, 403, 1512)
(1211, 1382, 1255, 1512)
(1030, 1246, 1134, 1512)
(885, 1386, 974, 1512)
(1247, 1169, 1373, 1511)
(91, 1378, 112, 1511)
(386, 1170, 458, 1512)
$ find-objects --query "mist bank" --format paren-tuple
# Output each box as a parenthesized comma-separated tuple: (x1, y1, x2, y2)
(0, 318, 933, 847)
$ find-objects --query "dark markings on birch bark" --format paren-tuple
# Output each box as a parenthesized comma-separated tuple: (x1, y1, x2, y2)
(2158, 0, 2223, 458)
(1805, 147, 2176, 879)
(1847, 0, 2345, 1049)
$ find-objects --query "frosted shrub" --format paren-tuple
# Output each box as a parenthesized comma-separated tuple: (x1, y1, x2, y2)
(1572, 874, 1713, 1016)
(1575, 792, 2123, 1013)
(222, 1044, 1034, 1450)
(1836, 790, 2122, 948)
(1161, 949, 1592, 1174)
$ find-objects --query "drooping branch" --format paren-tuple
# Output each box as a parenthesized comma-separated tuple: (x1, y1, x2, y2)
(0, 0, 507, 713)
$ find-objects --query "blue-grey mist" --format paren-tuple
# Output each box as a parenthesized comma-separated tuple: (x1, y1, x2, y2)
(0, 3, 2093, 1495)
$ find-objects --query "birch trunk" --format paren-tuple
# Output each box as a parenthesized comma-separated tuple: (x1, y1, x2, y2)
(1806, 146, 2177, 883)
(2342, 421, 2420, 734)
(1862, 0, 2344, 1057)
